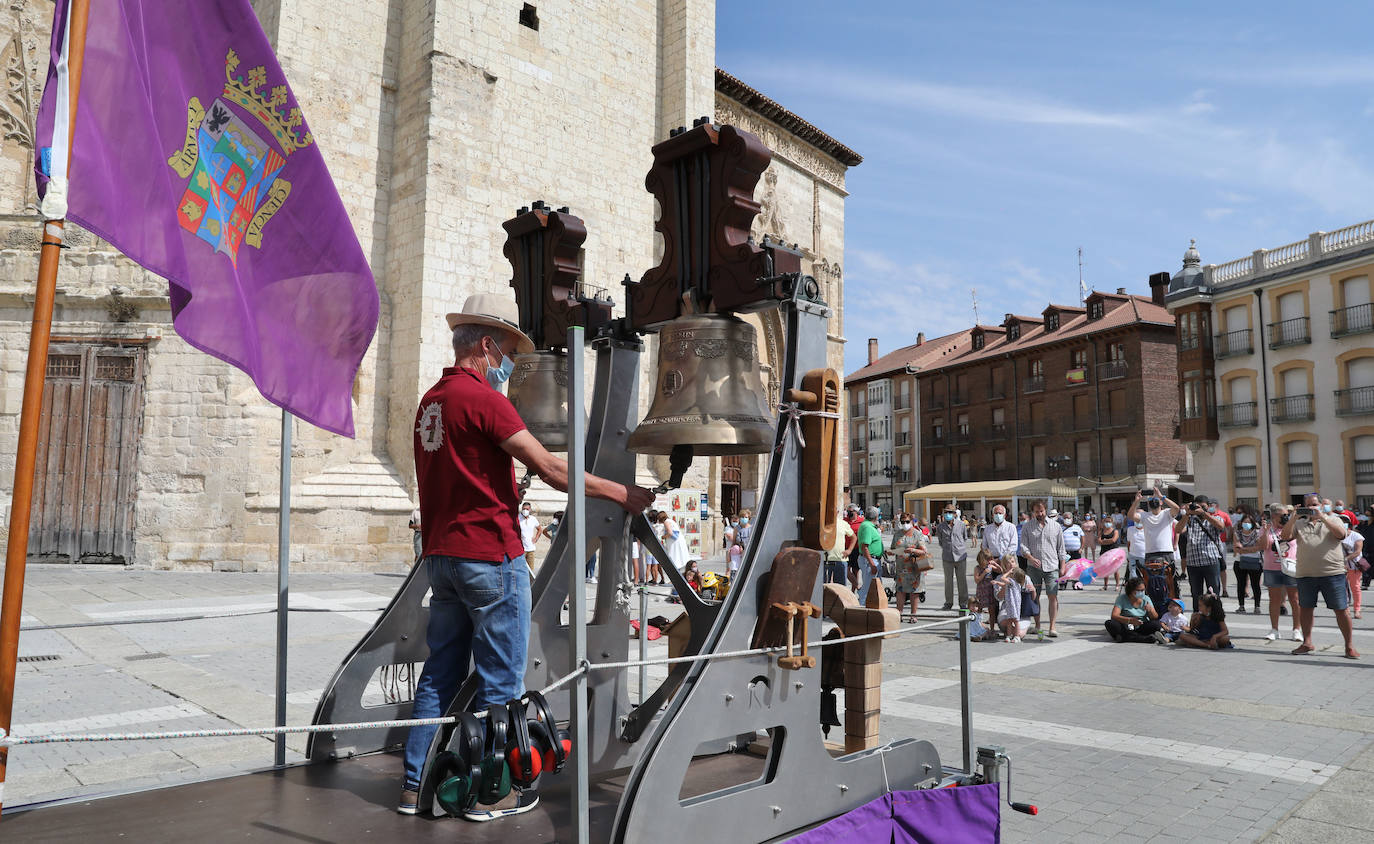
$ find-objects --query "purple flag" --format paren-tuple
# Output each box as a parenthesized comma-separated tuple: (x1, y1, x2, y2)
(789, 784, 1001, 843)
(35, 0, 378, 437)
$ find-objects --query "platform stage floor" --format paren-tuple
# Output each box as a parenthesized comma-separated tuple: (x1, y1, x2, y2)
(0, 750, 787, 843)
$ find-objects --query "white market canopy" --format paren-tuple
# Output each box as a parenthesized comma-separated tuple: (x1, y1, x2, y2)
(902, 478, 1079, 518)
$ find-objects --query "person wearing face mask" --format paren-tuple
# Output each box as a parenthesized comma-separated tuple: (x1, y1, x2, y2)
(1104, 576, 1164, 643)
(1232, 508, 1264, 614)
(1127, 486, 1182, 610)
(1096, 514, 1120, 591)
(982, 505, 1018, 561)
(936, 504, 970, 612)
(1061, 512, 1084, 562)
(1019, 500, 1067, 636)
(1284, 492, 1357, 658)
(517, 502, 544, 576)
(401, 296, 655, 819)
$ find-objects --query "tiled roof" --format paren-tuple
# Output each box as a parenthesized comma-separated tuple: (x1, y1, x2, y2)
(715, 68, 863, 167)
(927, 292, 1174, 372)
(845, 328, 974, 383)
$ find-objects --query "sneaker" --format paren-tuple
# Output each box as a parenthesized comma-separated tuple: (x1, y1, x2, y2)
(941, 604, 953, 611)
(464, 787, 539, 823)
(1235, 604, 1246, 614)
(1265, 630, 1279, 641)
(1292, 629, 1304, 642)
(1151, 630, 1168, 645)
(398, 787, 419, 815)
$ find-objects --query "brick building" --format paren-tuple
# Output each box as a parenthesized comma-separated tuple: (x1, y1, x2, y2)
(904, 283, 1186, 517)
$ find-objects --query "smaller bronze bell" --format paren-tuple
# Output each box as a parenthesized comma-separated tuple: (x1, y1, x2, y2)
(627, 314, 775, 455)
(507, 351, 573, 452)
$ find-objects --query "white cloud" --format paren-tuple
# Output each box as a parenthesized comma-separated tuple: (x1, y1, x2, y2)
(1204, 208, 1234, 220)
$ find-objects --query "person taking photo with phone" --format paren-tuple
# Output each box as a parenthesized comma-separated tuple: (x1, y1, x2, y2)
(1284, 493, 1358, 659)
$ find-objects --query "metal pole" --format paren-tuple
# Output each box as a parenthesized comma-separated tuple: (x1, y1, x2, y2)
(0, 0, 90, 813)
(959, 614, 973, 775)
(274, 410, 292, 766)
(638, 585, 648, 705)
(566, 328, 589, 844)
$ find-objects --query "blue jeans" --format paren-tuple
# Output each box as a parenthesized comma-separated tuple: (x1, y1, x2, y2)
(824, 559, 847, 584)
(402, 554, 530, 789)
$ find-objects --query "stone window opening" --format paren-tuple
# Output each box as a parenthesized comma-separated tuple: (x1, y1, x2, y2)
(519, 3, 540, 30)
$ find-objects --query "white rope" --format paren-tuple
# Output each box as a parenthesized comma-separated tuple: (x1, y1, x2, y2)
(0, 616, 970, 747)
(776, 401, 841, 450)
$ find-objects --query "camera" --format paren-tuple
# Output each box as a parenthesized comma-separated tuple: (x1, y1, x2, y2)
(1296, 507, 1315, 518)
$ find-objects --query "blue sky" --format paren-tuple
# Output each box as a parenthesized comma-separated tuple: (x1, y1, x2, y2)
(716, 1, 1374, 374)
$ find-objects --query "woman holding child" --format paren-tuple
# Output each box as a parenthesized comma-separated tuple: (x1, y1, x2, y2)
(1104, 576, 1164, 643)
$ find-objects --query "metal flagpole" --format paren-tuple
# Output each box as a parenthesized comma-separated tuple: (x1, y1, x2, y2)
(566, 327, 589, 844)
(0, 0, 90, 814)
(274, 410, 292, 766)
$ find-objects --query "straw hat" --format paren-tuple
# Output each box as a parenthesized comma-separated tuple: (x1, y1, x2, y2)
(445, 294, 534, 354)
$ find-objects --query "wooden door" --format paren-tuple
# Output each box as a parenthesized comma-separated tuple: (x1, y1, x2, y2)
(29, 343, 146, 563)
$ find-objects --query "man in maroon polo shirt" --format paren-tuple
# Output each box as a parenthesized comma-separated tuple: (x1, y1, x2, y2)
(401, 294, 653, 821)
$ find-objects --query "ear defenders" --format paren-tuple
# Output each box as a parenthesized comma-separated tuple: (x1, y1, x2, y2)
(477, 704, 512, 805)
(524, 690, 571, 775)
(432, 711, 485, 816)
(505, 692, 572, 787)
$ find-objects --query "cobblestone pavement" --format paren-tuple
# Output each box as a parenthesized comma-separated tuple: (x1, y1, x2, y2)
(5, 561, 1374, 842)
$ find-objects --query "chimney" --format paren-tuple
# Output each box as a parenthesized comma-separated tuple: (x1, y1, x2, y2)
(1148, 271, 1170, 306)
(1116, 287, 1126, 295)
(916, 332, 925, 346)
(867, 338, 879, 365)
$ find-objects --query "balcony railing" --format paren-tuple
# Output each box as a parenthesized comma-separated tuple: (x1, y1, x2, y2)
(951, 392, 968, 406)
(986, 423, 1008, 440)
(1356, 458, 1374, 484)
(1102, 412, 1132, 428)
(1332, 303, 1374, 338)
(1017, 420, 1049, 437)
(1336, 386, 1374, 416)
(1098, 459, 1130, 477)
(895, 432, 912, 446)
(988, 384, 1007, 399)
(1214, 328, 1253, 359)
(1097, 359, 1128, 380)
(899, 471, 912, 483)
(850, 406, 865, 419)
(1267, 316, 1311, 349)
(928, 395, 945, 410)
(1024, 375, 1045, 394)
(1287, 462, 1314, 487)
(1070, 414, 1096, 432)
(1233, 465, 1258, 487)
(925, 433, 945, 448)
(1270, 394, 1315, 423)
(850, 439, 866, 452)
(1217, 401, 1258, 428)
(893, 398, 911, 411)
(947, 430, 971, 446)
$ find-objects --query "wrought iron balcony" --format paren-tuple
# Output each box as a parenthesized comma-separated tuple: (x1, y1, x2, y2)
(1356, 458, 1374, 484)
(1267, 316, 1311, 349)
(928, 395, 945, 410)
(1214, 329, 1253, 359)
(1233, 465, 1258, 487)
(1270, 394, 1314, 423)
(951, 392, 968, 406)
(988, 384, 1008, 399)
(895, 432, 912, 446)
(850, 439, 866, 453)
(1217, 401, 1258, 428)
(986, 423, 1008, 440)
(1023, 375, 1045, 394)
(1017, 420, 1049, 437)
(1331, 303, 1374, 338)
(1097, 359, 1128, 380)
(893, 398, 911, 411)
(925, 433, 945, 448)
(1336, 386, 1374, 416)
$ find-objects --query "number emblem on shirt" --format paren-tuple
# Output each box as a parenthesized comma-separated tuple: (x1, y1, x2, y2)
(417, 402, 444, 452)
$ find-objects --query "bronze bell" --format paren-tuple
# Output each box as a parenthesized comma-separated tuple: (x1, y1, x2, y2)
(627, 314, 774, 455)
(507, 351, 572, 452)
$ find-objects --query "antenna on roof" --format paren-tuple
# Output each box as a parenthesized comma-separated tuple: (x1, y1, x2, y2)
(1078, 247, 1087, 305)
(971, 287, 980, 324)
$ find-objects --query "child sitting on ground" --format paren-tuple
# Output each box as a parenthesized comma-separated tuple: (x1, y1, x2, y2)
(1178, 593, 1232, 650)
(995, 566, 1031, 643)
(1158, 597, 1189, 643)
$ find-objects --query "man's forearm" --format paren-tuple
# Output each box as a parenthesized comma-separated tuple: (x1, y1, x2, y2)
(535, 454, 629, 508)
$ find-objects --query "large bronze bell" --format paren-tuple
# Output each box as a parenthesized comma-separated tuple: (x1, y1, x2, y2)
(627, 314, 775, 455)
(507, 351, 572, 451)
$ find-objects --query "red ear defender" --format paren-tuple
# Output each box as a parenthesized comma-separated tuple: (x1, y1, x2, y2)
(506, 742, 543, 784)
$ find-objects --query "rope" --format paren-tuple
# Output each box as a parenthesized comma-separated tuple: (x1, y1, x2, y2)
(0, 616, 969, 747)
(20, 605, 390, 632)
(776, 401, 841, 450)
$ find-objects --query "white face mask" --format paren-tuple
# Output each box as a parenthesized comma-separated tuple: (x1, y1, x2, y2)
(992, 513, 1004, 524)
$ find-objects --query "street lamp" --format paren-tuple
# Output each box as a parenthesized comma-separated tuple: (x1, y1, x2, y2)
(1046, 454, 1072, 511)
(881, 463, 901, 519)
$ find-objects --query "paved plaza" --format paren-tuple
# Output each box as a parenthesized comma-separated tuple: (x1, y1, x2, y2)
(4, 560, 1374, 842)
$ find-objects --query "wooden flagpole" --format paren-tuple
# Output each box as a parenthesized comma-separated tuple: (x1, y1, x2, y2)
(0, 0, 91, 812)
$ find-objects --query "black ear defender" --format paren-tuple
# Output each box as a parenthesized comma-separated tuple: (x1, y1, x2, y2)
(476, 703, 513, 805)
(433, 711, 485, 815)
(524, 690, 570, 774)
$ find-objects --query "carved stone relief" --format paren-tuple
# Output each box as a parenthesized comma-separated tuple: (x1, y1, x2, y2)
(1, 1, 47, 215)
(715, 97, 847, 192)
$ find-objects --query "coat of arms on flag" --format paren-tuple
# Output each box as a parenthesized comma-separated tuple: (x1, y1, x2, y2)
(167, 50, 312, 265)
